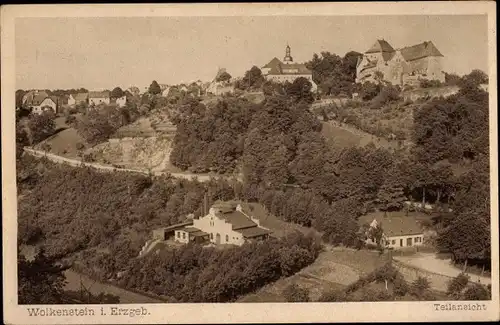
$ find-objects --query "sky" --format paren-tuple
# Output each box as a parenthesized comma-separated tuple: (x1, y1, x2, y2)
(16, 15, 488, 90)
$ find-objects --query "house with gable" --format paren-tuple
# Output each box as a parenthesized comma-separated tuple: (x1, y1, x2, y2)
(173, 200, 272, 246)
(23, 90, 58, 114)
(356, 39, 445, 86)
(68, 92, 89, 107)
(261, 44, 318, 92)
(89, 91, 111, 107)
(359, 211, 425, 249)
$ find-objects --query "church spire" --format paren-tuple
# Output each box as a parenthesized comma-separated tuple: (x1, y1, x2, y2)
(283, 43, 293, 64)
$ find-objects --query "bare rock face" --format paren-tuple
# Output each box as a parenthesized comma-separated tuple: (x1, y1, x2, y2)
(86, 136, 175, 172)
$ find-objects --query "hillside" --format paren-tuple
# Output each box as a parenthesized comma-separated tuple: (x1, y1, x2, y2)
(86, 136, 179, 172)
(34, 127, 89, 159)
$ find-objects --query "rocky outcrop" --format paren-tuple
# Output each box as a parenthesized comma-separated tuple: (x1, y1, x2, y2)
(87, 136, 175, 172)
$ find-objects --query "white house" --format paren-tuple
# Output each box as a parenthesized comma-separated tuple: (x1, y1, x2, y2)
(68, 93, 89, 107)
(359, 211, 425, 249)
(261, 44, 318, 92)
(174, 201, 272, 246)
(89, 91, 111, 107)
(115, 95, 127, 107)
(32, 97, 57, 115)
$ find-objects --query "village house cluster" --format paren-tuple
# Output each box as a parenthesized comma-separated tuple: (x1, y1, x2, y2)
(21, 89, 129, 115)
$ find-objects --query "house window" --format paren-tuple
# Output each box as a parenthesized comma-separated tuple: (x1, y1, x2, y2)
(391, 240, 396, 245)
(176, 232, 180, 238)
(210, 233, 213, 240)
(226, 235, 229, 242)
(182, 232, 186, 239)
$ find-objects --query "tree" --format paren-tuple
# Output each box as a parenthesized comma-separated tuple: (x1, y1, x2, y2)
(16, 123, 29, 159)
(376, 163, 407, 211)
(215, 71, 232, 83)
(111, 87, 125, 99)
(367, 223, 385, 250)
(285, 77, 314, 103)
(444, 72, 462, 86)
(446, 273, 469, 299)
(282, 283, 310, 302)
(462, 283, 491, 300)
(410, 276, 431, 299)
(460, 69, 488, 89)
(18, 248, 68, 304)
(239, 66, 265, 90)
(16, 89, 27, 108)
(27, 111, 56, 145)
(148, 80, 161, 95)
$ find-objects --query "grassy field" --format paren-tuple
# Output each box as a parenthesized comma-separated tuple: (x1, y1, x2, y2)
(34, 127, 89, 159)
(238, 248, 387, 302)
(320, 121, 405, 152)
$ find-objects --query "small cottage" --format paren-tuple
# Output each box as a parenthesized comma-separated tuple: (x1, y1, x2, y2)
(359, 211, 425, 248)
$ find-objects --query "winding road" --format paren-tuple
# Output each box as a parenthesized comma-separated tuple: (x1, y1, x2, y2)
(23, 147, 242, 182)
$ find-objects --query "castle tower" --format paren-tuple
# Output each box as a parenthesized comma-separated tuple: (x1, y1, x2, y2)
(283, 44, 293, 64)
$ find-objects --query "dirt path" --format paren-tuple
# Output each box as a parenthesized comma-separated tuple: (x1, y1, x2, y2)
(394, 253, 491, 285)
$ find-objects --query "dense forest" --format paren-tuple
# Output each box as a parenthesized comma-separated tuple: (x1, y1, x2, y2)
(17, 64, 490, 303)
(169, 71, 490, 265)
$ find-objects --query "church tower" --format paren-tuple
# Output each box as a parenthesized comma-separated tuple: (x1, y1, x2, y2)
(283, 44, 293, 64)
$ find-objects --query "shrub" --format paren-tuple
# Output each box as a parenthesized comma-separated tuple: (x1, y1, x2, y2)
(462, 283, 491, 300)
(358, 82, 380, 101)
(420, 79, 443, 88)
(318, 289, 348, 302)
(283, 283, 310, 302)
(447, 273, 470, 298)
(393, 274, 409, 296)
(410, 276, 431, 298)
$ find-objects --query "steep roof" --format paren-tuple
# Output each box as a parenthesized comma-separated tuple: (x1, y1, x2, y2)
(262, 57, 283, 70)
(238, 226, 272, 238)
(366, 40, 395, 54)
(359, 211, 424, 237)
(89, 91, 110, 98)
(217, 210, 257, 230)
(26, 91, 49, 105)
(263, 57, 312, 75)
(49, 96, 60, 105)
(74, 93, 89, 102)
(278, 63, 312, 75)
(400, 41, 444, 62)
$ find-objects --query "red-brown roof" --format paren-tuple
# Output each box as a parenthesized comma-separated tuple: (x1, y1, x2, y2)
(217, 211, 257, 230)
(400, 41, 444, 62)
(26, 91, 50, 106)
(238, 226, 272, 238)
(366, 40, 395, 54)
(89, 91, 110, 98)
(262, 57, 312, 75)
(359, 211, 424, 237)
(73, 93, 89, 102)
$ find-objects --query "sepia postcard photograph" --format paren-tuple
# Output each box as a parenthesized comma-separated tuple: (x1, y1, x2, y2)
(2, 2, 498, 324)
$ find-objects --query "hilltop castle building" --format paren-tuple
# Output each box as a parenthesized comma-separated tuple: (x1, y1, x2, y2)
(262, 45, 318, 92)
(356, 39, 445, 86)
